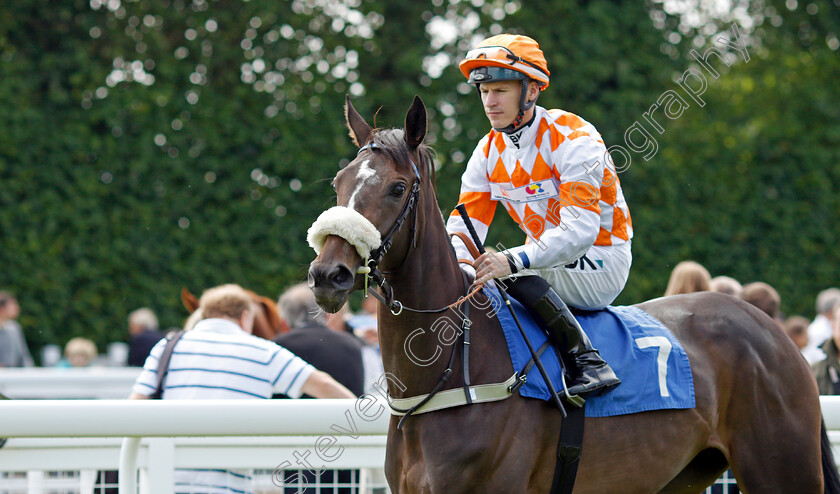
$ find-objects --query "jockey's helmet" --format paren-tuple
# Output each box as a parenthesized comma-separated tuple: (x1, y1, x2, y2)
(459, 34, 550, 89)
(459, 34, 550, 132)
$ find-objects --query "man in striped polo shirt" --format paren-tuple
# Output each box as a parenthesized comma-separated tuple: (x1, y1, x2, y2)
(447, 34, 633, 398)
(130, 283, 354, 493)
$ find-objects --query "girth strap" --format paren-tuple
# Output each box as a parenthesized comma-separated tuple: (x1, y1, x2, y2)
(388, 373, 519, 416)
(551, 401, 586, 494)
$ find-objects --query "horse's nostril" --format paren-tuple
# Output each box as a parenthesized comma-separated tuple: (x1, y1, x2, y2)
(308, 265, 328, 288)
(308, 263, 354, 293)
(329, 265, 354, 290)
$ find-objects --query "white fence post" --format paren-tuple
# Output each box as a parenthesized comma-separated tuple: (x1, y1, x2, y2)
(119, 436, 141, 494)
(146, 437, 175, 494)
(26, 470, 45, 494)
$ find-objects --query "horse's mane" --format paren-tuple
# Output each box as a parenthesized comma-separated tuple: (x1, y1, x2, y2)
(371, 128, 437, 189)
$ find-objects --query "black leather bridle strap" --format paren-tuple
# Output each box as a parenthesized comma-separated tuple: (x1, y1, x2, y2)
(368, 178, 420, 266)
(362, 141, 422, 270)
(359, 141, 423, 315)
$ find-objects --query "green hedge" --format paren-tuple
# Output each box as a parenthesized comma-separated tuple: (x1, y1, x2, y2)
(1, 0, 837, 358)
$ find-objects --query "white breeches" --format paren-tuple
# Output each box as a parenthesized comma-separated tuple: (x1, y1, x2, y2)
(511, 241, 632, 310)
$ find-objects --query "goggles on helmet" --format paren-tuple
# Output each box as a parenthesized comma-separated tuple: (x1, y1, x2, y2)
(467, 66, 528, 85)
(462, 45, 549, 86)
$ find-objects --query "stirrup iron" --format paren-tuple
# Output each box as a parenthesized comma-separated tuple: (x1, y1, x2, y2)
(559, 370, 585, 408)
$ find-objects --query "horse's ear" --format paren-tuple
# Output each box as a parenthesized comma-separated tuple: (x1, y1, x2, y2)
(181, 287, 199, 313)
(345, 95, 372, 147)
(255, 295, 289, 336)
(404, 95, 427, 150)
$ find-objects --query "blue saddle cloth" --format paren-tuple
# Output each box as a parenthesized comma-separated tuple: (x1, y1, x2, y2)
(484, 285, 695, 417)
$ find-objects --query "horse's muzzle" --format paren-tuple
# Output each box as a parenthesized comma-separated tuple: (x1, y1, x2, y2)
(308, 261, 355, 313)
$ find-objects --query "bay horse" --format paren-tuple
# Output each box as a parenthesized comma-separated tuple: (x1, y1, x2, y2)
(308, 95, 840, 493)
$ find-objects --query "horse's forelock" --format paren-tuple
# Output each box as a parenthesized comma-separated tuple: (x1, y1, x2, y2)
(371, 129, 434, 180)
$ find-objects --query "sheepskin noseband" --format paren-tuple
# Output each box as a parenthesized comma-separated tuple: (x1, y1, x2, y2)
(307, 206, 382, 259)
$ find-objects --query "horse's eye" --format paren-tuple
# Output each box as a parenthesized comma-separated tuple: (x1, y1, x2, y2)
(391, 183, 407, 197)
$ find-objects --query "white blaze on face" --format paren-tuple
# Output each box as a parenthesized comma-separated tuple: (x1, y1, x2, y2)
(347, 159, 379, 210)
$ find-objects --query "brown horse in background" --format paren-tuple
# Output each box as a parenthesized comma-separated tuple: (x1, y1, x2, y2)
(308, 95, 840, 493)
(180, 287, 289, 340)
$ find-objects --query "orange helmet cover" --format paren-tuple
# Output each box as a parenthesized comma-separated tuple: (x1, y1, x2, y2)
(459, 34, 550, 89)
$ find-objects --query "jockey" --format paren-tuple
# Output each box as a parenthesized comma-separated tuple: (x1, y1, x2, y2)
(446, 34, 633, 397)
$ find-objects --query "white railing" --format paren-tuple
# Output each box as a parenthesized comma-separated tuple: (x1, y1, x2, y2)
(1, 382, 839, 493)
(0, 436, 389, 493)
(0, 399, 390, 494)
(0, 368, 142, 399)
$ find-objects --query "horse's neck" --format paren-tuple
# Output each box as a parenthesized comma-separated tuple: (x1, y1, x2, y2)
(376, 190, 508, 398)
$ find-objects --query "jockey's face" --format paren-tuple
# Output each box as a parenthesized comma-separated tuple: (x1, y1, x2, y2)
(479, 80, 522, 129)
(479, 79, 539, 130)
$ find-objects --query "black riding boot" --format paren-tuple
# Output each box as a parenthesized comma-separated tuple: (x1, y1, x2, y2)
(504, 276, 620, 397)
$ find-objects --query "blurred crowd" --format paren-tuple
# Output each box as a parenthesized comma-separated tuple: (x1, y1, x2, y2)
(662, 260, 840, 390)
(0, 285, 384, 397)
(2, 264, 840, 396)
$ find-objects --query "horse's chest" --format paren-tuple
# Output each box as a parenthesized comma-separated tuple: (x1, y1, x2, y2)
(386, 420, 548, 493)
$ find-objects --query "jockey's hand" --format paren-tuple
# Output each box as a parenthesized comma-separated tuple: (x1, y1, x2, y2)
(474, 252, 512, 285)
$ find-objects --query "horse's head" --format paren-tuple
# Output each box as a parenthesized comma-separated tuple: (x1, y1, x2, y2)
(308, 95, 429, 313)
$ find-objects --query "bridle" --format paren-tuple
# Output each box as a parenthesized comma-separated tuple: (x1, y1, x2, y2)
(353, 141, 439, 316)
(353, 141, 486, 316)
(362, 142, 421, 260)
(347, 140, 502, 428)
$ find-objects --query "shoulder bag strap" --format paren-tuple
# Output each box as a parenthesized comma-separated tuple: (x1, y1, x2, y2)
(151, 330, 186, 399)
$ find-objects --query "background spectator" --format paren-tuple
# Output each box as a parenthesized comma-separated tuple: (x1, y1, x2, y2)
(348, 295, 378, 347)
(0, 291, 34, 367)
(274, 283, 365, 397)
(739, 281, 782, 323)
(40, 344, 62, 368)
(783, 315, 810, 352)
(803, 288, 840, 364)
(811, 304, 840, 395)
(127, 307, 164, 367)
(347, 294, 385, 396)
(664, 261, 711, 296)
(274, 283, 366, 493)
(57, 337, 98, 368)
(130, 283, 354, 493)
(325, 302, 353, 333)
(710, 276, 743, 297)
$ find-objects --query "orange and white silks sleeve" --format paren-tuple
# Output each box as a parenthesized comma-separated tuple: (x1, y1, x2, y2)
(446, 136, 497, 262)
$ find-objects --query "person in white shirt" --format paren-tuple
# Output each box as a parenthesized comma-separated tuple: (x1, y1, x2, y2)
(130, 283, 353, 493)
(803, 288, 840, 364)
